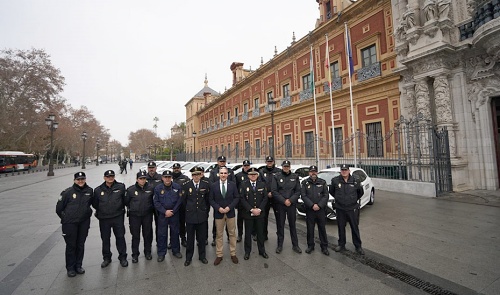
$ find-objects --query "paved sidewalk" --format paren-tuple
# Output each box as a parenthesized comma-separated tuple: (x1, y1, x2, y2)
(0, 164, 498, 295)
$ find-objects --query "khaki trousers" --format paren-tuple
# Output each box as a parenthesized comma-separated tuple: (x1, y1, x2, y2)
(214, 214, 236, 257)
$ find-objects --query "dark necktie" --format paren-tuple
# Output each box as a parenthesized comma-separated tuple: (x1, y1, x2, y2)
(195, 183, 198, 191)
(222, 182, 226, 198)
(252, 182, 256, 191)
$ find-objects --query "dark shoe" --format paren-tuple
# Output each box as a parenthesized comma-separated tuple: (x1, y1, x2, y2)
(200, 258, 208, 264)
(231, 255, 239, 264)
(264, 236, 268, 241)
(167, 243, 172, 249)
(244, 253, 250, 260)
(145, 254, 152, 260)
(276, 246, 282, 254)
(292, 246, 302, 254)
(305, 247, 314, 254)
(355, 247, 365, 255)
(214, 257, 223, 265)
(100, 260, 111, 268)
(237, 236, 242, 243)
(67, 270, 77, 277)
(132, 256, 138, 263)
(334, 245, 346, 252)
(211, 240, 216, 247)
(181, 239, 187, 247)
(252, 235, 257, 241)
(260, 252, 269, 259)
(120, 259, 128, 267)
(157, 256, 165, 262)
(322, 249, 330, 256)
(173, 252, 183, 259)
(75, 267, 85, 274)
(205, 240, 208, 245)
(184, 260, 191, 266)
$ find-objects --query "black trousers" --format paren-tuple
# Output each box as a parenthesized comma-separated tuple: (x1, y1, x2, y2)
(305, 209, 328, 250)
(276, 203, 298, 247)
(179, 203, 186, 241)
(237, 207, 244, 237)
(129, 213, 153, 257)
(264, 201, 280, 240)
(336, 207, 362, 248)
(185, 221, 208, 261)
(99, 214, 127, 261)
(62, 218, 90, 271)
(244, 217, 265, 255)
(153, 209, 159, 243)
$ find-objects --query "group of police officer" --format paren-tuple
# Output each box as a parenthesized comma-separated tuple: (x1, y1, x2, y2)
(56, 156, 365, 277)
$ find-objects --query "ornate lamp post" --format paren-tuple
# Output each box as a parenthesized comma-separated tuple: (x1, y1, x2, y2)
(81, 131, 87, 169)
(192, 132, 197, 161)
(267, 96, 276, 158)
(96, 139, 100, 166)
(45, 114, 59, 176)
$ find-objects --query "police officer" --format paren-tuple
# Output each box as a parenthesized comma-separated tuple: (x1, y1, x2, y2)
(145, 161, 162, 243)
(154, 170, 183, 261)
(301, 165, 330, 255)
(329, 164, 365, 255)
(208, 155, 235, 246)
(235, 160, 251, 242)
(259, 155, 281, 241)
(272, 160, 302, 254)
(239, 167, 269, 260)
(93, 170, 128, 267)
(56, 172, 93, 277)
(171, 162, 190, 247)
(125, 171, 154, 263)
(181, 166, 210, 266)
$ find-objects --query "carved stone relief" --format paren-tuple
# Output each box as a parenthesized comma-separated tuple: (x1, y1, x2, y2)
(424, 0, 437, 22)
(415, 79, 432, 118)
(403, 84, 417, 118)
(433, 75, 453, 124)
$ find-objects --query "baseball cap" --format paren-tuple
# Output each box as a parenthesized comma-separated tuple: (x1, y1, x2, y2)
(265, 156, 274, 162)
(247, 167, 259, 175)
(74, 172, 86, 180)
(172, 163, 181, 169)
(282, 160, 291, 167)
(340, 164, 349, 170)
(104, 170, 115, 177)
(309, 165, 318, 172)
(137, 171, 147, 179)
(147, 161, 156, 167)
(162, 170, 173, 177)
(242, 160, 250, 166)
(217, 155, 227, 161)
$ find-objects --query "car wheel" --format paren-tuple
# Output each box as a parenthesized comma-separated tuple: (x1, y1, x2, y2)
(368, 189, 375, 205)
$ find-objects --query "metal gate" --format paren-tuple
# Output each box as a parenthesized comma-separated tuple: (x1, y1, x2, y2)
(432, 127, 453, 195)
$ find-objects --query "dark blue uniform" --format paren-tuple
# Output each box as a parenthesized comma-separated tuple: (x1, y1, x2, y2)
(125, 182, 154, 259)
(173, 171, 190, 244)
(154, 182, 182, 256)
(272, 170, 301, 249)
(259, 165, 281, 240)
(56, 183, 93, 273)
(235, 169, 250, 239)
(146, 171, 162, 242)
(301, 177, 329, 251)
(239, 179, 268, 256)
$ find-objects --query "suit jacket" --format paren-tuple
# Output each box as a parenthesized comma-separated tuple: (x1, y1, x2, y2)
(239, 180, 268, 219)
(182, 179, 210, 224)
(209, 180, 239, 219)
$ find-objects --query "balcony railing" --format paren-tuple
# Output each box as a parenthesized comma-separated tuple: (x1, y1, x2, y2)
(357, 62, 381, 82)
(252, 108, 260, 117)
(299, 89, 313, 101)
(281, 95, 291, 108)
(459, 0, 499, 41)
(242, 111, 249, 121)
(226, 119, 231, 126)
(233, 116, 239, 124)
(323, 77, 342, 92)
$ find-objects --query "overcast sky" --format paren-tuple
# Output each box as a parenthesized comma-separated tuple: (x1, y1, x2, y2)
(1, 0, 318, 145)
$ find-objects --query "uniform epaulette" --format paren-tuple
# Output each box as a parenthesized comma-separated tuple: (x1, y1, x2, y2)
(201, 179, 209, 184)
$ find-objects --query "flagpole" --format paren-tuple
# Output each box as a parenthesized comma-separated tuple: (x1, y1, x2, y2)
(311, 45, 320, 167)
(345, 22, 357, 168)
(325, 34, 337, 167)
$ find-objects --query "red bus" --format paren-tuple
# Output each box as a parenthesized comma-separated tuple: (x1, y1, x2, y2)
(0, 151, 38, 172)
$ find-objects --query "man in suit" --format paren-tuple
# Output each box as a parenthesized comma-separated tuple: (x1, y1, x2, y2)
(181, 166, 210, 266)
(239, 167, 269, 260)
(209, 166, 239, 265)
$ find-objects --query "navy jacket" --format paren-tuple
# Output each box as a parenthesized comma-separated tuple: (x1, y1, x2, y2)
(329, 174, 363, 210)
(56, 183, 93, 224)
(125, 182, 154, 217)
(300, 177, 329, 210)
(209, 180, 239, 219)
(93, 181, 126, 219)
(182, 179, 211, 224)
(153, 182, 182, 216)
(239, 180, 268, 219)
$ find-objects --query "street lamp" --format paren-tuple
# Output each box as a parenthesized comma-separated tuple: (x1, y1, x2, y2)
(81, 131, 87, 169)
(96, 139, 100, 166)
(45, 114, 59, 176)
(105, 143, 108, 164)
(147, 145, 152, 160)
(192, 132, 197, 162)
(268, 96, 276, 158)
(170, 142, 173, 161)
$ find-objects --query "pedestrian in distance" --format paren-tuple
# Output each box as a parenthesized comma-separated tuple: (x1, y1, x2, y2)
(209, 166, 240, 265)
(56, 172, 93, 277)
(329, 164, 365, 255)
(154, 170, 183, 262)
(92, 170, 128, 268)
(272, 160, 302, 254)
(125, 171, 154, 263)
(301, 165, 330, 256)
(181, 166, 210, 266)
(129, 159, 133, 169)
(239, 167, 269, 260)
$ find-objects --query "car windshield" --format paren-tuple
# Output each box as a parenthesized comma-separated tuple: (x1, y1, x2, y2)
(181, 162, 198, 170)
(317, 171, 340, 182)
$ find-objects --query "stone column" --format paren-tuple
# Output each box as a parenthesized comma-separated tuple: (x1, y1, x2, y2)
(403, 83, 417, 118)
(415, 78, 431, 119)
(433, 74, 456, 155)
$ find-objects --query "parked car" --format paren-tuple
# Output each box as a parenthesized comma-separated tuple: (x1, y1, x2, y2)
(278, 164, 310, 182)
(296, 167, 375, 220)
